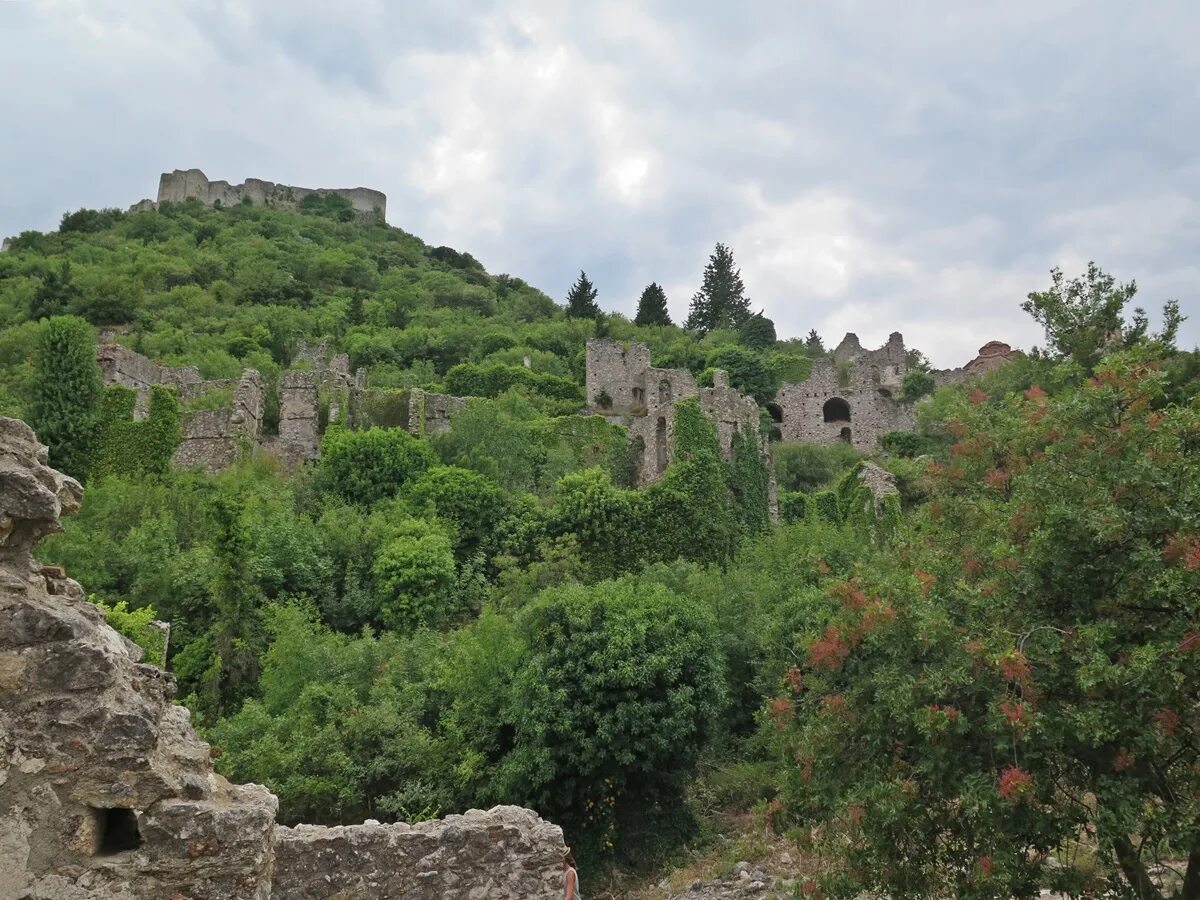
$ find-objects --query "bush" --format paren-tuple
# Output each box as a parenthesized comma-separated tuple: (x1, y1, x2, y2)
(27, 315, 102, 480)
(773, 441, 860, 493)
(899, 369, 935, 402)
(316, 426, 435, 505)
(463, 578, 727, 858)
(372, 519, 457, 631)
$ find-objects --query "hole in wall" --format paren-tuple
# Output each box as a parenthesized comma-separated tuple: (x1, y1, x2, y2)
(92, 807, 142, 856)
(823, 397, 850, 423)
(839, 427, 852, 444)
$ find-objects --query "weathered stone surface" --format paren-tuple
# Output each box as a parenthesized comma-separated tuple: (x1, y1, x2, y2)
(775, 332, 1016, 450)
(274, 806, 566, 899)
(405, 388, 467, 437)
(0, 415, 568, 898)
(158, 168, 386, 221)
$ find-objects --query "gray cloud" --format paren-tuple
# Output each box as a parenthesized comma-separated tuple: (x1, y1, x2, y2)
(1, 0, 1195, 364)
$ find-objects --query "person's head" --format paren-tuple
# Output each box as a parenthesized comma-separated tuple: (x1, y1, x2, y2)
(563, 848, 576, 869)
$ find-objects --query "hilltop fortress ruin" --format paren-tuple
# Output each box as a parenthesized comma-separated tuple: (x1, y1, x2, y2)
(0, 416, 567, 899)
(149, 168, 387, 221)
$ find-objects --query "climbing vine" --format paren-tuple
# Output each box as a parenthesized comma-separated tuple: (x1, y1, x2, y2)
(90, 384, 182, 478)
(727, 425, 770, 535)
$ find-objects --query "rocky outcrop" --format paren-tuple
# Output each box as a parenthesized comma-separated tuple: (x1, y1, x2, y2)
(274, 806, 565, 899)
(0, 416, 278, 899)
(0, 415, 568, 898)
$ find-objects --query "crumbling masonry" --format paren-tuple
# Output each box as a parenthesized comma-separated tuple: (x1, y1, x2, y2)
(772, 333, 1016, 450)
(0, 415, 568, 899)
(152, 169, 387, 221)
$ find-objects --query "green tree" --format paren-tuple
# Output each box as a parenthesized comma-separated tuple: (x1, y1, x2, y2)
(804, 329, 825, 355)
(738, 312, 776, 349)
(634, 282, 671, 326)
(28, 262, 81, 320)
(372, 519, 457, 631)
(773, 352, 1200, 898)
(899, 368, 936, 402)
(1022, 262, 1182, 373)
(707, 346, 779, 405)
(454, 579, 726, 857)
(316, 427, 435, 506)
(685, 243, 750, 334)
(565, 270, 601, 319)
(28, 316, 102, 480)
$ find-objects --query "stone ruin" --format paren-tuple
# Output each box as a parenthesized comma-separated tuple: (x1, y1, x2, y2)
(585, 340, 779, 518)
(149, 169, 387, 222)
(773, 332, 1016, 450)
(97, 340, 365, 473)
(0, 415, 568, 899)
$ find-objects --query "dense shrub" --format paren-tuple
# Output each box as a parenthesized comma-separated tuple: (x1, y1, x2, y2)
(316, 426, 435, 505)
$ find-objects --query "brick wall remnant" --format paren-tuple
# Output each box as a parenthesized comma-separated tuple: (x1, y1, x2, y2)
(0, 415, 569, 898)
(275, 370, 320, 466)
(156, 168, 386, 221)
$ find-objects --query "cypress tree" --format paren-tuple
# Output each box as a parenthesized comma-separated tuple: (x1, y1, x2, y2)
(28, 315, 103, 480)
(685, 243, 750, 333)
(565, 270, 601, 319)
(805, 329, 825, 354)
(634, 282, 672, 326)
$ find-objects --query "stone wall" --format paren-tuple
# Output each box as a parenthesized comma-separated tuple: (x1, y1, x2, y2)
(0, 416, 568, 899)
(157, 168, 387, 221)
(97, 343, 202, 418)
(584, 341, 777, 521)
(273, 807, 566, 899)
(405, 388, 467, 436)
(275, 370, 321, 466)
(775, 333, 916, 451)
(775, 333, 1016, 450)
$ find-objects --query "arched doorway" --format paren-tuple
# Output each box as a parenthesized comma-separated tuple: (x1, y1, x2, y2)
(839, 427, 852, 443)
(766, 402, 783, 442)
(823, 397, 850, 423)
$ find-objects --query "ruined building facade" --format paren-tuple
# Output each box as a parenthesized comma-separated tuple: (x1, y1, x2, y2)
(0, 415, 568, 899)
(97, 340, 365, 472)
(153, 169, 387, 221)
(772, 333, 1016, 450)
(584, 340, 779, 519)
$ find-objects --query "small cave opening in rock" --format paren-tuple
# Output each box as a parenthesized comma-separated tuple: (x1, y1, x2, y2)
(93, 807, 142, 855)
(823, 397, 850, 423)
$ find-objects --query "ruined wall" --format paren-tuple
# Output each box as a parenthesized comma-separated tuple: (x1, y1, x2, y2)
(157, 169, 387, 221)
(584, 341, 775, 523)
(273, 807, 565, 899)
(405, 388, 467, 436)
(97, 343, 202, 418)
(0, 416, 568, 898)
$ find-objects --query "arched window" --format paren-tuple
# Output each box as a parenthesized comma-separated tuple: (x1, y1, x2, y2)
(839, 427, 852, 443)
(655, 416, 668, 472)
(823, 397, 850, 423)
(766, 402, 784, 442)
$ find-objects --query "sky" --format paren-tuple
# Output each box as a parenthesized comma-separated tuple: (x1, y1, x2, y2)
(1, 1, 1196, 366)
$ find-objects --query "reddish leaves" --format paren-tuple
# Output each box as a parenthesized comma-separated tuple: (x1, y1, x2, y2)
(968, 388, 988, 406)
(1164, 534, 1200, 570)
(997, 765, 1033, 802)
(808, 625, 850, 671)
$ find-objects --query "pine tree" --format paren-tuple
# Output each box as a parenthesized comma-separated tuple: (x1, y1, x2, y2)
(28, 315, 103, 480)
(634, 282, 672, 326)
(685, 243, 750, 333)
(804, 329, 825, 355)
(565, 270, 601, 319)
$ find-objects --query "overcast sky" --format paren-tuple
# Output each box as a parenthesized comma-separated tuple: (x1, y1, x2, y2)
(1, 1, 1196, 365)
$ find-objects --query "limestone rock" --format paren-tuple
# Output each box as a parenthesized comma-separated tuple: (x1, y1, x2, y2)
(0, 415, 568, 897)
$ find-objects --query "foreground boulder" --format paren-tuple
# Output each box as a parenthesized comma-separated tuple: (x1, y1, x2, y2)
(0, 416, 566, 899)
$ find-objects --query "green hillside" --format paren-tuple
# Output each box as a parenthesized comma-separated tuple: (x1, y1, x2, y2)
(3, 197, 1199, 896)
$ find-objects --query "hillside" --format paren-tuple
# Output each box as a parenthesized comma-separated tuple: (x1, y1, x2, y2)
(2, 191, 1199, 898)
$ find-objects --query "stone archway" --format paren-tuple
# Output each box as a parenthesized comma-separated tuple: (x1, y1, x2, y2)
(823, 397, 850, 423)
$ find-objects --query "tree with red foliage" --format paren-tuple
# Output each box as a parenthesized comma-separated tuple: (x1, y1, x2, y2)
(772, 349, 1200, 898)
